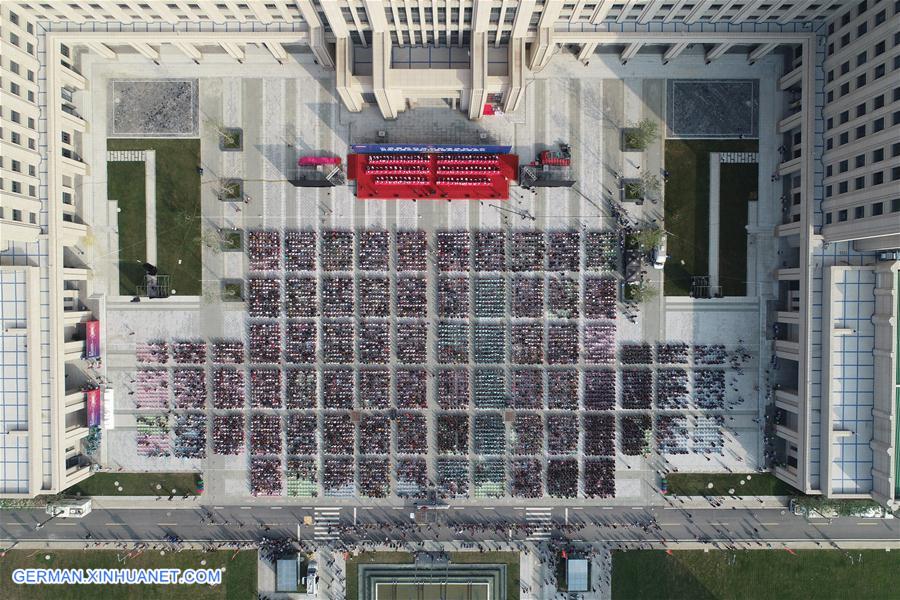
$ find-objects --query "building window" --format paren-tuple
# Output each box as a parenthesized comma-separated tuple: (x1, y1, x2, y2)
(873, 118, 884, 132)
(873, 148, 884, 162)
(892, 199, 900, 212)
(839, 159, 849, 173)
(11, 160, 21, 172)
(825, 212, 833, 224)
(857, 22, 867, 36)
(61, 132, 71, 144)
(840, 132, 849, 145)
(872, 202, 884, 215)
(874, 94, 885, 108)
(12, 209, 22, 222)
(857, 73, 867, 87)
(857, 51, 867, 66)
(856, 125, 867, 139)
(10, 132, 21, 145)
(826, 165, 833, 177)
(11, 181, 21, 193)
(873, 171, 884, 184)
(838, 209, 848, 222)
(875, 9, 886, 24)
(855, 206, 865, 219)
(9, 11, 19, 25)
(855, 176, 866, 190)
(826, 184, 833, 197)
(893, 166, 900, 180)
(10, 82, 20, 96)
(840, 110, 849, 124)
(855, 154, 866, 168)
(856, 103, 866, 117)
(839, 181, 849, 194)
(840, 82, 850, 96)
(841, 61, 850, 75)
(893, 142, 900, 157)
(875, 63, 886, 79)
(875, 40, 886, 55)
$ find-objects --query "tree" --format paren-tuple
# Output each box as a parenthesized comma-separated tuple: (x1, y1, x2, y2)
(624, 118, 659, 151)
(633, 226, 664, 250)
(626, 281, 658, 303)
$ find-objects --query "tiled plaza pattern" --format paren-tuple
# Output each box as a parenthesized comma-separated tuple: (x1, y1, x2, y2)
(131, 228, 743, 499)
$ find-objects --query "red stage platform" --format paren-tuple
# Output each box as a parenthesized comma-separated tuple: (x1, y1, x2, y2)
(347, 152, 518, 200)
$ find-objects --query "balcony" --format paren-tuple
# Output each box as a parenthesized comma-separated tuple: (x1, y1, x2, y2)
(777, 267, 801, 280)
(775, 218, 802, 237)
(775, 339, 800, 357)
(775, 387, 800, 407)
(64, 339, 84, 361)
(59, 62, 86, 90)
(60, 104, 86, 131)
(779, 66, 802, 90)
(778, 110, 802, 134)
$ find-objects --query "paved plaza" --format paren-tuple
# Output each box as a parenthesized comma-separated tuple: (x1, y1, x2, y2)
(78, 46, 785, 505)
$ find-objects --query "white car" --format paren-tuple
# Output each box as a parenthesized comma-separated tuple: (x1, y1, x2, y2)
(651, 234, 668, 269)
(305, 561, 317, 595)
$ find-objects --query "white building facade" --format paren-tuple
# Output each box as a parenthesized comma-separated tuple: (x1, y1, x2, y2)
(0, 1, 897, 501)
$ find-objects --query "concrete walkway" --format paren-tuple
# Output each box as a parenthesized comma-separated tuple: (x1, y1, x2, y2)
(709, 152, 721, 291)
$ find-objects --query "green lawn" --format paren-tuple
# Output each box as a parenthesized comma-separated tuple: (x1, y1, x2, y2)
(448, 552, 520, 600)
(663, 140, 758, 296)
(107, 139, 202, 296)
(0, 550, 256, 600)
(666, 472, 800, 497)
(62, 472, 201, 497)
(612, 550, 900, 600)
(107, 161, 147, 295)
(718, 162, 758, 296)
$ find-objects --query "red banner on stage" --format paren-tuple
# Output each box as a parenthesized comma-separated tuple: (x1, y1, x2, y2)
(85, 321, 100, 359)
(86, 389, 102, 427)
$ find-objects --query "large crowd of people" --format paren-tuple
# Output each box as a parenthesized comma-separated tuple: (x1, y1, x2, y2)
(128, 227, 756, 499)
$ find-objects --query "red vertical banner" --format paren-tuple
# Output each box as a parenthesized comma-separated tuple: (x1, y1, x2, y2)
(86, 389, 102, 427)
(85, 321, 101, 359)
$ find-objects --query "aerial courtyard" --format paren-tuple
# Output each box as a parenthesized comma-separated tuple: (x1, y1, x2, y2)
(81, 43, 782, 504)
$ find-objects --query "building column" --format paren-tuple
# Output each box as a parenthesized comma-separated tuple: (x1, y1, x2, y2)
(86, 42, 117, 60)
(504, 38, 527, 113)
(662, 42, 689, 64)
(372, 31, 402, 120)
(620, 42, 643, 64)
(130, 42, 160, 64)
(297, 0, 336, 68)
(335, 37, 364, 113)
(220, 42, 245, 63)
(527, 0, 562, 72)
(172, 42, 202, 64)
(263, 42, 288, 64)
(469, 32, 489, 120)
(578, 43, 598, 64)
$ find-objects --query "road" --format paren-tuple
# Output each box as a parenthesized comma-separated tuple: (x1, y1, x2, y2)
(4, 504, 899, 549)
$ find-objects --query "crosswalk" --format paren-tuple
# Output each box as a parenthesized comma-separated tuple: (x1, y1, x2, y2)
(525, 508, 553, 540)
(313, 508, 341, 541)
